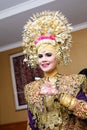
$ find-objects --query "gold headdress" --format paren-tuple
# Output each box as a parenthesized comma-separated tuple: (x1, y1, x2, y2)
(22, 10, 72, 68)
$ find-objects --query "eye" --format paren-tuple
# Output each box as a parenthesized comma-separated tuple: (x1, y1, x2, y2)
(38, 54, 43, 58)
(45, 53, 52, 57)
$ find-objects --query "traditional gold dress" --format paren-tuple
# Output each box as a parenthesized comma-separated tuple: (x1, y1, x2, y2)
(25, 74, 87, 130)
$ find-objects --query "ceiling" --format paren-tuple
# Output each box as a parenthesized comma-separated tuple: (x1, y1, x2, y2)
(0, 0, 87, 52)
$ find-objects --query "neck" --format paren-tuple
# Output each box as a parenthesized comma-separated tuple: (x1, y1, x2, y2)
(44, 67, 58, 78)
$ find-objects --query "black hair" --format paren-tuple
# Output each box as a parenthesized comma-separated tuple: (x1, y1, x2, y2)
(79, 68, 87, 77)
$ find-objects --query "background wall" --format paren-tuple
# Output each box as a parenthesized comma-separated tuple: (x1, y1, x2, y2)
(0, 47, 27, 125)
(0, 29, 87, 125)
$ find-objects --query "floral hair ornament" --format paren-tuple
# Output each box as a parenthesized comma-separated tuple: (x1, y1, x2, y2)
(34, 35, 56, 46)
(22, 10, 72, 68)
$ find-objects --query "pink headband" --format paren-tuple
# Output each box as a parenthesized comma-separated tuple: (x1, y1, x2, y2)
(34, 35, 56, 45)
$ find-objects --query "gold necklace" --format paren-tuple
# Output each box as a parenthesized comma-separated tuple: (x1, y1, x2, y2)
(47, 73, 62, 89)
(40, 73, 62, 95)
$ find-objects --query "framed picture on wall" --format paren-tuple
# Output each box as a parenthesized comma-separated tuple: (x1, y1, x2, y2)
(10, 52, 43, 110)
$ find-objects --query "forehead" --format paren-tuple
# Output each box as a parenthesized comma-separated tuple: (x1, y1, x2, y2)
(38, 44, 56, 54)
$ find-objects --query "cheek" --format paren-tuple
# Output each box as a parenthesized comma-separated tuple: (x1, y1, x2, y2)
(50, 57, 57, 66)
(51, 56, 57, 62)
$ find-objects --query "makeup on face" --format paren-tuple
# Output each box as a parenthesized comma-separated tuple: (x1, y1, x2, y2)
(38, 49, 57, 72)
(38, 52, 52, 58)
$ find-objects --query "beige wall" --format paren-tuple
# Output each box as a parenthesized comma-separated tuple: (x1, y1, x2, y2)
(0, 29, 87, 125)
(0, 47, 27, 125)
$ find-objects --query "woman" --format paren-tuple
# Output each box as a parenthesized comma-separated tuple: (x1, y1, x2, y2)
(77, 68, 87, 101)
(22, 11, 87, 130)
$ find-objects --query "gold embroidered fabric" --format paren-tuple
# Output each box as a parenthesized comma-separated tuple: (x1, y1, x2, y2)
(24, 74, 87, 130)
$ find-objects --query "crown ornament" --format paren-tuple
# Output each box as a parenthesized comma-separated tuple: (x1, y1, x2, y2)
(22, 10, 72, 68)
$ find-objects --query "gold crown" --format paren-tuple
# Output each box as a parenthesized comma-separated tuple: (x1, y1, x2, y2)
(22, 10, 72, 67)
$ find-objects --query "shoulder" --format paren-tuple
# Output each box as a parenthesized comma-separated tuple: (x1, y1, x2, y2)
(60, 74, 86, 96)
(72, 74, 86, 87)
(63, 74, 86, 83)
(65, 74, 86, 88)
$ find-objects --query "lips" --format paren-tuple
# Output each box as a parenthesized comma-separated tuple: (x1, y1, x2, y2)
(41, 62, 50, 68)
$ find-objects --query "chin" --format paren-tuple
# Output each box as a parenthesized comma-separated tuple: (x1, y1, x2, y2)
(42, 68, 54, 73)
(40, 65, 56, 72)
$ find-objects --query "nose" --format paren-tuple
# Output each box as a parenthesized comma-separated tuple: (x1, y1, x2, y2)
(40, 55, 47, 62)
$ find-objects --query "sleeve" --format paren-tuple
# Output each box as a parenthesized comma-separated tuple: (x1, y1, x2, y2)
(60, 74, 87, 119)
(24, 83, 39, 130)
(24, 84, 30, 103)
(60, 93, 87, 119)
(73, 75, 87, 119)
(72, 99, 87, 119)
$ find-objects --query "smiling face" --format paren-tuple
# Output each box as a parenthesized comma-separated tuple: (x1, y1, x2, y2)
(37, 44, 58, 72)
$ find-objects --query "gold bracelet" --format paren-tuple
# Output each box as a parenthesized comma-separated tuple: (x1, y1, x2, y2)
(60, 93, 72, 108)
(69, 97, 77, 110)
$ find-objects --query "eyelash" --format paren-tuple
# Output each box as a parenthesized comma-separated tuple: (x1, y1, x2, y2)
(38, 53, 52, 58)
(46, 53, 52, 57)
(38, 54, 43, 58)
